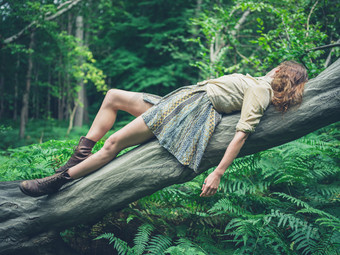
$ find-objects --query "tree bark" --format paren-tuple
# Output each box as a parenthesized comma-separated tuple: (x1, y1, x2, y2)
(74, 15, 85, 127)
(57, 61, 64, 121)
(0, 54, 4, 119)
(46, 66, 51, 119)
(13, 56, 20, 121)
(0, 58, 339, 254)
(19, 32, 35, 139)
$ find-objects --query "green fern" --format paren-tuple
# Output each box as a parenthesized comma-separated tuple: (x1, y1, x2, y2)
(225, 217, 261, 246)
(273, 192, 311, 208)
(297, 207, 340, 231)
(94, 233, 130, 255)
(165, 238, 207, 255)
(95, 223, 174, 255)
(94, 124, 339, 255)
(208, 197, 250, 216)
(146, 234, 172, 254)
(133, 223, 154, 255)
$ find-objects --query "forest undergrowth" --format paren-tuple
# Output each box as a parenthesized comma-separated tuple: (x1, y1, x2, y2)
(0, 122, 339, 255)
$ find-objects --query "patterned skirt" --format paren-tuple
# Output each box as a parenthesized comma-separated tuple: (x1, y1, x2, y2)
(142, 85, 222, 172)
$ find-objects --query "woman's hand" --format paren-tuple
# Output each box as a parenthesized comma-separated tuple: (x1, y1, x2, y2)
(199, 131, 249, 197)
(200, 171, 222, 197)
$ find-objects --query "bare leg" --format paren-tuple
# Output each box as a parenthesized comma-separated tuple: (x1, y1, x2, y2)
(68, 116, 154, 179)
(85, 89, 153, 142)
(19, 93, 155, 197)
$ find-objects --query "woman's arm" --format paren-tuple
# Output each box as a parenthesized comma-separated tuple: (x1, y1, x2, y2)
(200, 131, 249, 197)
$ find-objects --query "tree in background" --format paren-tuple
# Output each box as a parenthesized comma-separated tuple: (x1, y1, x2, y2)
(0, 0, 106, 138)
(0, 1, 339, 254)
(0, 0, 338, 140)
(190, 0, 339, 79)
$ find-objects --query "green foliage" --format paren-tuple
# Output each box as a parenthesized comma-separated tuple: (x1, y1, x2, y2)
(165, 238, 208, 255)
(190, 0, 339, 79)
(95, 223, 172, 255)
(1, 1, 339, 254)
(54, 32, 107, 94)
(0, 120, 132, 181)
(91, 123, 339, 255)
(3, 121, 336, 254)
(94, 232, 130, 255)
(88, 0, 198, 95)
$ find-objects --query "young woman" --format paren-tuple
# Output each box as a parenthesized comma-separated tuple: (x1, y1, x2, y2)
(20, 60, 308, 197)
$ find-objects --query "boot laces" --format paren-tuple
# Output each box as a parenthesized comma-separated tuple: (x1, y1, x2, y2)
(37, 174, 64, 189)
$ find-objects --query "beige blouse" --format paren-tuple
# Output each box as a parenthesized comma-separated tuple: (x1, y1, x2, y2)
(197, 74, 273, 133)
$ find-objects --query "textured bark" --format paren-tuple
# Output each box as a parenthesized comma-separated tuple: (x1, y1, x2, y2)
(19, 32, 34, 139)
(0, 54, 4, 119)
(74, 15, 85, 127)
(0, 58, 339, 254)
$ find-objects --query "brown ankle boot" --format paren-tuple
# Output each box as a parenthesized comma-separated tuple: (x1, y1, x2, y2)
(19, 171, 73, 197)
(56, 136, 96, 173)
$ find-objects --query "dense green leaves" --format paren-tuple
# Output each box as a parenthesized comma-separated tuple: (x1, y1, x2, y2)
(191, 0, 339, 79)
(0, 1, 339, 254)
(1, 0, 338, 134)
(85, 124, 339, 254)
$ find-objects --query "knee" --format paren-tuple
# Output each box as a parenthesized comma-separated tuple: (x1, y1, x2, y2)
(100, 135, 120, 159)
(104, 89, 121, 110)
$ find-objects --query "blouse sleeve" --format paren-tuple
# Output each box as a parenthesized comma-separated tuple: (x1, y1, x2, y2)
(236, 86, 272, 133)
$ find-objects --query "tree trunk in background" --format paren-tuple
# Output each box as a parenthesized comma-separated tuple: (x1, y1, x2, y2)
(209, 9, 250, 78)
(84, 93, 89, 123)
(57, 56, 65, 121)
(74, 15, 85, 127)
(0, 58, 339, 255)
(0, 75, 4, 120)
(83, 12, 90, 124)
(64, 12, 73, 122)
(33, 65, 39, 119)
(19, 32, 35, 139)
(46, 66, 51, 119)
(0, 55, 4, 119)
(13, 56, 20, 121)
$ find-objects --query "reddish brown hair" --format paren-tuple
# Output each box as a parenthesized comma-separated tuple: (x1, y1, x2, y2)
(271, 60, 308, 112)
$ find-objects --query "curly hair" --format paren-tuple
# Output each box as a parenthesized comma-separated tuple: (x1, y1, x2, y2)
(271, 60, 308, 112)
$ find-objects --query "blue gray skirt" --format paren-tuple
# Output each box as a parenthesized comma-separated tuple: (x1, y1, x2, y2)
(142, 85, 222, 172)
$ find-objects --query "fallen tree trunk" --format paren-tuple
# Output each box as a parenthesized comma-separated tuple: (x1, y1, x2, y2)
(1, 58, 339, 255)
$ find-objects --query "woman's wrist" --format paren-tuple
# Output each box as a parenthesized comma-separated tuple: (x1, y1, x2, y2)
(213, 167, 226, 178)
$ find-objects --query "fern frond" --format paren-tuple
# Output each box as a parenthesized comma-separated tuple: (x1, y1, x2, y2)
(146, 234, 172, 255)
(175, 238, 208, 254)
(208, 198, 250, 216)
(304, 189, 332, 204)
(310, 231, 340, 255)
(225, 217, 261, 246)
(316, 217, 340, 230)
(94, 233, 115, 244)
(266, 209, 319, 239)
(315, 184, 340, 198)
(165, 238, 208, 255)
(273, 192, 311, 208)
(133, 223, 154, 255)
(145, 185, 190, 205)
(297, 207, 340, 231)
(226, 154, 259, 176)
(219, 179, 270, 195)
(288, 229, 315, 255)
(94, 233, 130, 255)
